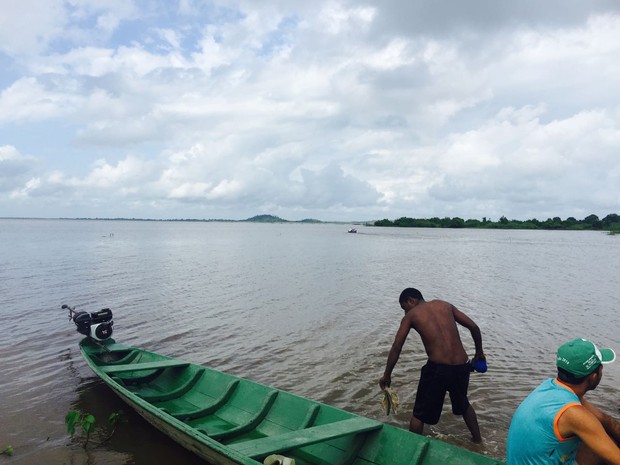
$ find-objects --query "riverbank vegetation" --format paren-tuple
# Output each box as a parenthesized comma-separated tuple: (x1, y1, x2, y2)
(65, 409, 126, 449)
(373, 213, 620, 232)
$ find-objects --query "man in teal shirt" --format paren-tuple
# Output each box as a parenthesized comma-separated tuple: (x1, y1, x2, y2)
(507, 338, 620, 465)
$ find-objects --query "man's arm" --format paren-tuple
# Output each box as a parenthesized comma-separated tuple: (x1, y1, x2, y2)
(560, 404, 620, 465)
(451, 306, 484, 360)
(582, 398, 620, 445)
(379, 317, 411, 389)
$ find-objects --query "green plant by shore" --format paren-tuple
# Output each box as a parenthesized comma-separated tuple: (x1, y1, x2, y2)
(65, 409, 126, 448)
(1, 445, 13, 456)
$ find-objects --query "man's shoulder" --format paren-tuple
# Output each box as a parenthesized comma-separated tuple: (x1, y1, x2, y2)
(524, 378, 580, 405)
(410, 300, 454, 324)
(425, 299, 454, 311)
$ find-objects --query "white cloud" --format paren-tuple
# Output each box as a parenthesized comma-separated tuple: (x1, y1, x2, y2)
(0, 146, 37, 192)
(0, 0, 140, 57)
(318, 3, 375, 35)
(0, 77, 76, 123)
(79, 156, 156, 189)
(0, 0, 66, 56)
(1, 1, 620, 220)
(423, 106, 620, 218)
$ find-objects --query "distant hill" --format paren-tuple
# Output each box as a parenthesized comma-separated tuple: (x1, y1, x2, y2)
(244, 214, 288, 223)
(243, 215, 324, 224)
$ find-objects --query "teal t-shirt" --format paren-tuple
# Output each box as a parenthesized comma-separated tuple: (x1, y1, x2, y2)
(507, 378, 582, 465)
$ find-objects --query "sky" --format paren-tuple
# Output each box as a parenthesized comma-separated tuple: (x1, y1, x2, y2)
(1, 0, 620, 222)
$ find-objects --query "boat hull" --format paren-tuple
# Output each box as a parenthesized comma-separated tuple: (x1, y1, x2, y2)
(78, 338, 504, 465)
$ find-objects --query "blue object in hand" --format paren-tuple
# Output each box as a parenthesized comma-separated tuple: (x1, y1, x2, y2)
(471, 359, 487, 373)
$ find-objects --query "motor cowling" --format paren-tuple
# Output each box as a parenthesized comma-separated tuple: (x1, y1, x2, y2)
(72, 308, 113, 340)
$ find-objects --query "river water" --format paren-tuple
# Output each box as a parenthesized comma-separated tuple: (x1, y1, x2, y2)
(1, 219, 619, 464)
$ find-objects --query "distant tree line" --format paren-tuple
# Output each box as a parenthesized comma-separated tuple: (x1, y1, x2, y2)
(373, 213, 620, 232)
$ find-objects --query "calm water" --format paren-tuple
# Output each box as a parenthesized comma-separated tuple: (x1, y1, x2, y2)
(1, 219, 619, 464)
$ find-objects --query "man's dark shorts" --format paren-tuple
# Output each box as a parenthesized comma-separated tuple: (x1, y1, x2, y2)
(412, 361, 471, 425)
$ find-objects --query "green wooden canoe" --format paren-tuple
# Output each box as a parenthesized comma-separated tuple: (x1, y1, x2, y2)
(77, 337, 503, 465)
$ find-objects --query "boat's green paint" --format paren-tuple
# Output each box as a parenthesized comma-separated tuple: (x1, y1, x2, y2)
(79, 338, 505, 465)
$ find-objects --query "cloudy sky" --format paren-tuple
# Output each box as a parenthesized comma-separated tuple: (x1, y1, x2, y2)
(1, 0, 620, 221)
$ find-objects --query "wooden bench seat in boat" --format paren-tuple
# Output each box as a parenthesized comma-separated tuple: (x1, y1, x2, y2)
(100, 360, 190, 374)
(106, 350, 140, 365)
(170, 379, 241, 421)
(200, 390, 279, 441)
(229, 417, 382, 458)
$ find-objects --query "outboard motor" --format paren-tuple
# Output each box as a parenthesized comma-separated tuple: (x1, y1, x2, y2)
(64, 305, 114, 341)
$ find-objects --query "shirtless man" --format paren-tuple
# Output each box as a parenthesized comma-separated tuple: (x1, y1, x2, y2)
(379, 287, 485, 442)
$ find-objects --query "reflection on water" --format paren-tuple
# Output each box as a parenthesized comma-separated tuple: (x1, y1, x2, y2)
(1, 219, 619, 464)
(72, 379, 206, 465)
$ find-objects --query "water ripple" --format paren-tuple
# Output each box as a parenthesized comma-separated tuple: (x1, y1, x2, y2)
(1, 221, 620, 464)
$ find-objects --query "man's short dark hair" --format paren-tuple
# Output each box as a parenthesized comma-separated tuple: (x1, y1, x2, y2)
(399, 288, 424, 303)
(557, 367, 588, 385)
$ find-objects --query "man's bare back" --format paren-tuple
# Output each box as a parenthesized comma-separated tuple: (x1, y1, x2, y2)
(405, 299, 472, 365)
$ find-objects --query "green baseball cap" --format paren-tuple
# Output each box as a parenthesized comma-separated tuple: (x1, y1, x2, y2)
(557, 338, 616, 377)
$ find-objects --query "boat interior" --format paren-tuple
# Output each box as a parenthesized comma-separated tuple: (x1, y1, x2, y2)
(85, 344, 503, 465)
